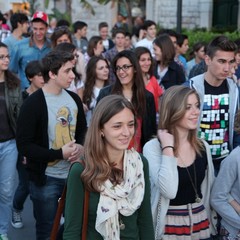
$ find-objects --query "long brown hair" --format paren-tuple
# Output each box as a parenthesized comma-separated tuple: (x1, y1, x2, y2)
(83, 56, 109, 108)
(81, 95, 136, 192)
(111, 50, 146, 116)
(153, 34, 175, 67)
(0, 42, 20, 89)
(159, 85, 204, 155)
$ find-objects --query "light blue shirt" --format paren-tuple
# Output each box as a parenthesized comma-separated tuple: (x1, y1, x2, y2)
(3, 35, 22, 55)
(9, 37, 51, 89)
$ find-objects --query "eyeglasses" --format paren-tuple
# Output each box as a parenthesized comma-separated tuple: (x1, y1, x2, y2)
(115, 64, 133, 72)
(0, 55, 10, 61)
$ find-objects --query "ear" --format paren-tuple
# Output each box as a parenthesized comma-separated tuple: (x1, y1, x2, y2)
(204, 55, 211, 66)
(49, 71, 56, 80)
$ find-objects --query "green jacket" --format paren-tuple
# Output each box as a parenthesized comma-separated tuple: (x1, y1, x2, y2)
(63, 155, 154, 240)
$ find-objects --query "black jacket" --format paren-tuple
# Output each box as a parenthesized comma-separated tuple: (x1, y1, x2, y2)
(154, 60, 186, 89)
(16, 89, 87, 186)
(97, 85, 156, 148)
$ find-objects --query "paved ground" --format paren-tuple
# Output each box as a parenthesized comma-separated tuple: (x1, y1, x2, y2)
(8, 196, 35, 240)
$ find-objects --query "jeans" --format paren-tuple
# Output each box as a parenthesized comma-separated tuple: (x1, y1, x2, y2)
(29, 176, 66, 240)
(12, 155, 30, 211)
(0, 139, 18, 235)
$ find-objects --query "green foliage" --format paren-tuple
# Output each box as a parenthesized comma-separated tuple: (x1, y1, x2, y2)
(182, 29, 240, 60)
(48, 8, 72, 26)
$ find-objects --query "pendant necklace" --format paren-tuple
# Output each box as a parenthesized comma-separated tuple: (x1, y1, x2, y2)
(179, 156, 201, 203)
(119, 215, 125, 230)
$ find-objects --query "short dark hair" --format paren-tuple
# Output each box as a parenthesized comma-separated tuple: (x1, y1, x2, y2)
(206, 35, 237, 58)
(143, 20, 156, 30)
(73, 21, 88, 33)
(41, 50, 74, 83)
(25, 60, 42, 83)
(54, 42, 76, 53)
(50, 26, 72, 48)
(112, 28, 126, 38)
(157, 28, 177, 38)
(10, 13, 28, 31)
(125, 32, 132, 38)
(56, 19, 70, 28)
(98, 22, 108, 31)
(176, 34, 188, 47)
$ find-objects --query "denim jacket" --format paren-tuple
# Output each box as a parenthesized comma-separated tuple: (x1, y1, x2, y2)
(9, 37, 51, 89)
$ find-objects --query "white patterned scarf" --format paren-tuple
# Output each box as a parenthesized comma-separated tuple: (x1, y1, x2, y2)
(95, 148, 145, 240)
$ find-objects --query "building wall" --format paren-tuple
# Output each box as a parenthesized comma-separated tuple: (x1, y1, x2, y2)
(146, 0, 213, 30)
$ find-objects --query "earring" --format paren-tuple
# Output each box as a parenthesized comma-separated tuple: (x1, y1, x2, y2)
(101, 132, 104, 138)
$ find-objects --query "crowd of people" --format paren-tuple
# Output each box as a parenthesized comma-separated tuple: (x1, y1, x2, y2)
(0, 8, 240, 240)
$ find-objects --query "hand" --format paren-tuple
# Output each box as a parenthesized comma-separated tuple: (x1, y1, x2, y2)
(139, 29, 146, 40)
(68, 143, 84, 163)
(83, 103, 89, 113)
(22, 157, 27, 165)
(62, 140, 77, 160)
(157, 129, 174, 148)
(230, 199, 240, 215)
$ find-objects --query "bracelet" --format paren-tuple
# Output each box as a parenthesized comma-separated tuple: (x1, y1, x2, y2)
(162, 146, 174, 151)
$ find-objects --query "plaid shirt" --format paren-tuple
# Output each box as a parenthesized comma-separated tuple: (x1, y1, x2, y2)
(0, 29, 11, 42)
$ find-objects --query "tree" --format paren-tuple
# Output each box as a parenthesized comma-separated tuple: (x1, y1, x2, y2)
(44, 0, 141, 28)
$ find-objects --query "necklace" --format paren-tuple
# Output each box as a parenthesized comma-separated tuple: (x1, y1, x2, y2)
(119, 215, 125, 230)
(179, 156, 201, 203)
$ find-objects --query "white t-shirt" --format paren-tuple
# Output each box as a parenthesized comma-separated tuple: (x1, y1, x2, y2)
(135, 38, 155, 57)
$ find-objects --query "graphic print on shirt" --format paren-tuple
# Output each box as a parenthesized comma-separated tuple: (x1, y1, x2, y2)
(49, 106, 77, 166)
(198, 93, 229, 159)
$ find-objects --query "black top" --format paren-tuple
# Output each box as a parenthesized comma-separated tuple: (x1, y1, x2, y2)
(170, 149, 208, 205)
(154, 60, 186, 90)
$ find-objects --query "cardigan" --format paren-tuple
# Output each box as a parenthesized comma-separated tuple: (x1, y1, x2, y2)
(143, 138, 217, 240)
(96, 85, 156, 148)
(63, 154, 155, 240)
(16, 89, 87, 186)
(211, 146, 240, 236)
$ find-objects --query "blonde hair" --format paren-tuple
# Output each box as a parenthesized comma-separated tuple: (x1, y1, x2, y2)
(81, 95, 136, 192)
(159, 85, 204, 155)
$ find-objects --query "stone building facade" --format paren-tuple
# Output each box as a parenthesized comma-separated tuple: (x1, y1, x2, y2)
(50, 0, 214, 37)
(3, 0, 240, 36)
(148, 0, 213, 30)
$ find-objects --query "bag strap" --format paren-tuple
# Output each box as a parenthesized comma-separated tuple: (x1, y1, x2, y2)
(50, 185, 67, 239)
(82, 189, 90, 240)
(50, 166, 89, 240)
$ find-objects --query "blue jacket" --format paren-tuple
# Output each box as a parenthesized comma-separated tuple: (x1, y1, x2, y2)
(9, 37, 51, 89)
